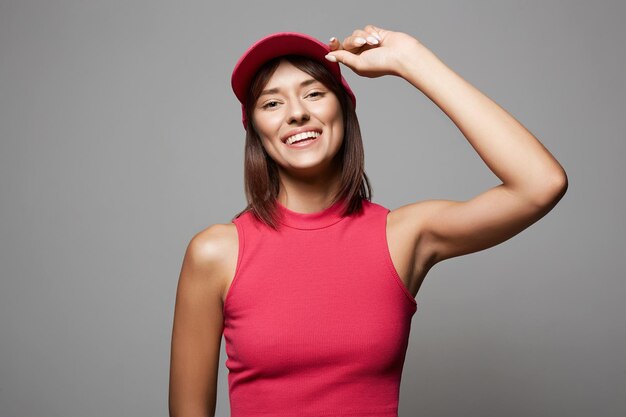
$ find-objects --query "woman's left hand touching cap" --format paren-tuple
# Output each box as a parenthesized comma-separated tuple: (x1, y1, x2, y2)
(325, 24, 424, 79)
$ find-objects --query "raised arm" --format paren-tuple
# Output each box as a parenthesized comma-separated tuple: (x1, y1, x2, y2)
(326, 24, 568, 268)
(394, 34, 567, 265)
(169, 226, 229, 417)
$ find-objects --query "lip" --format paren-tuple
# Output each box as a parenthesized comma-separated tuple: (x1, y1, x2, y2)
(281, 127, 323, 143)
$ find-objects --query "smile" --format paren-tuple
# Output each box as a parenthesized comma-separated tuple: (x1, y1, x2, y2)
(285, 131, 321, 146)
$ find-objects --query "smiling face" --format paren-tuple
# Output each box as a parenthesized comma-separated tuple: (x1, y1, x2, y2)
(251, 59, 345, 177)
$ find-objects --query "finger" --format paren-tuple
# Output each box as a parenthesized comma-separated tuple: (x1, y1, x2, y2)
(328, 36, 342, 51)
(325, 49, 361, 72)
(338, 35, 364, 51)
(340, 30, 379, 50)
(349, 29, 380, 46)
(363, 24, 383, 42)
(365, 25, 392, 42)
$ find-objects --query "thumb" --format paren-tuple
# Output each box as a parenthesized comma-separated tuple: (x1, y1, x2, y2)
(325, 50, 359, 71)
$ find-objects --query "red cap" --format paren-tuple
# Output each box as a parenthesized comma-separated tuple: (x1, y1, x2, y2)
(231, 31, 357, 131)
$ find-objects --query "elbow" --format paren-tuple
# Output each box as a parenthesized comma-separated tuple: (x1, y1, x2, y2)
(549, 169, 568, 198)
(535, 170, 568, 207)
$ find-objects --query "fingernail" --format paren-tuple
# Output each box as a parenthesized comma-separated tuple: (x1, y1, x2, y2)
(366, 36, 379, 45)
(374, 32, 382, 41)
(354, 37, 366, 45)
(325, 54, 337, 62)
(329, 36, 336, 43)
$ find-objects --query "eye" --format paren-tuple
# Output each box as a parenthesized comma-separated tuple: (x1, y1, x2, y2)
(261, 100, 279, 109)
(260, 91, 325, 109)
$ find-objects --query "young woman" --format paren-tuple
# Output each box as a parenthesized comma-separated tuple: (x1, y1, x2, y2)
(169, 25, 568, 417)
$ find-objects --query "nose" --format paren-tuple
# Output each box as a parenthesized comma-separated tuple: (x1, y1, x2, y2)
(286, 98, 310, 124)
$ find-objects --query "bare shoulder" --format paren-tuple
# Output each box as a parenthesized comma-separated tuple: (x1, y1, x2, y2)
(187, 222, 239, 303)
(190, 222, 238, 259)
(388, 199, 457, 231)
(170, 222, 238, 415)
(387, 200, 453, 270)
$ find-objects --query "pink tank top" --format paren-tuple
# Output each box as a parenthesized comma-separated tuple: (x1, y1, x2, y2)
(222, 197, 417, 417)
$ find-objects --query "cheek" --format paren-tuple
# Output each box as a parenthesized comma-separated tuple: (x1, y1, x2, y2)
(328, 100, 343, 125)
(328, 106, 344, 135)
(315, 101, 342, 126)
(260, 136, 283, 161)
(255, 113, 283, 137)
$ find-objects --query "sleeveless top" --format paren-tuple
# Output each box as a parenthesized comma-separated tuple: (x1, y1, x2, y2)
(222, 197, 418, 417)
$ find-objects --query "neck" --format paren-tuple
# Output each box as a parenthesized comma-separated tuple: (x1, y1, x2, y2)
(276, 160, 342, 213)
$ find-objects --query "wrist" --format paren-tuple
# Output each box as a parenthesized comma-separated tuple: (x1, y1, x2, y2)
(395, 43, 439, 86)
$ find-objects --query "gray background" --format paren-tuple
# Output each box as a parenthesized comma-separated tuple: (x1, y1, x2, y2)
(1, 1, 624, 416)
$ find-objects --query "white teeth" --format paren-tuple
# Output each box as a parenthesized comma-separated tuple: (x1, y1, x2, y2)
(285, 131, 320, 145)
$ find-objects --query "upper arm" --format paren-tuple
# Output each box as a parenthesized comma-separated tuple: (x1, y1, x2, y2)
(412, 182, 566, 266)
(169, 225, 229, 417)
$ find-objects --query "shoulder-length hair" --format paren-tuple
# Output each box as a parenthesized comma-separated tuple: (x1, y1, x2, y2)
(231, 54, 372, 230)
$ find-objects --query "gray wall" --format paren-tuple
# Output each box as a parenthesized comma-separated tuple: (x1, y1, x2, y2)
(1, 1, 624, 416)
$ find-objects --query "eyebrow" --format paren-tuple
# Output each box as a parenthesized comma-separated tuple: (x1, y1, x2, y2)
(259, 78, 321, 97)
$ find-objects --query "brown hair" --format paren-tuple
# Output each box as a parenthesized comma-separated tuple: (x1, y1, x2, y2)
(231, 54, 372, 230)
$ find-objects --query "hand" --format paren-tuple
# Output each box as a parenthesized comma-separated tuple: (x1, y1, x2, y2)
(325, 24, 424, 78)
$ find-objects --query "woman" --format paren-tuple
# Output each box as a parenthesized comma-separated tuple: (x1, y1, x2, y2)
(169, 25, 568, 417)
